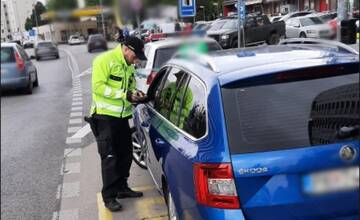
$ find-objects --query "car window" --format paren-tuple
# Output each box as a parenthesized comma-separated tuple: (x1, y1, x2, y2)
(320, 13, 337, 22)
(37, 42, 53, 47)
(300, 17, 324, 26)
(246, 18, 256, 28)
(222, 70, 358, 154)
(16, 45, 29, 60)
(1, 47, 15, 63)
(256, 17, 265, 26)
(180, 76, 206, 138)
(154, 67, 188, 124)
(208, 20, 226, 31)
(222, 20, 238, 29)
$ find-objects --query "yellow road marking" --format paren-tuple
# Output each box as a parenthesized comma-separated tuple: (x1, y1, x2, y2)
(135, 196, 167, 219)
(97, 192, 113, 220)
(131, 185, 156, 192)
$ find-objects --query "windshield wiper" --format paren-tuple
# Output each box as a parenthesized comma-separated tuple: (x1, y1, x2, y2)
(336, 125, 360, 140)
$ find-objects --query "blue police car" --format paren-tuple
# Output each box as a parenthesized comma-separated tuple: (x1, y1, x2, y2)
(132, 39, 359, 220)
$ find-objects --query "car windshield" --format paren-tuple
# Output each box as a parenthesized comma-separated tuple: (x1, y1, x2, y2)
(300, 17, 324, 26)
(37, 42, 54, 47)
(320, 13, 337, 22)
(208, 20, 226, 31)
(222, 69, 358, 154)
(222, 19, 238, 29)
(71, 36, 79, 39)
(1, 47, 15, 63)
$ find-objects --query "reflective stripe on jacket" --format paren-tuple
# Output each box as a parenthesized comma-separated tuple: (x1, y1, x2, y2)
(90, 45, 136, 118)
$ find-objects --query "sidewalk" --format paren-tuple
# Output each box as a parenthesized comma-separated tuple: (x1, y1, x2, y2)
(58, 141, 168, 220)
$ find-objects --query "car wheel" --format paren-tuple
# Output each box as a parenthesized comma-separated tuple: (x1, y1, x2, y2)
(131, 127, 148, 169)
(25, 77, 33, 94)
(267, 33, 280, 45)
(88, 48, 92, 53)
(300, 32, 307, 38)
(36, 56, 40, 61)
(166, 187, 178, 220)
(33, 72, 39, 87)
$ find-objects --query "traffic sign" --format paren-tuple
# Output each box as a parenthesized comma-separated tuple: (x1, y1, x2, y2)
(179, 0, 196, 18)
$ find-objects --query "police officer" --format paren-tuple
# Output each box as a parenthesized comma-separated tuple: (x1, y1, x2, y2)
(89, 36, 147, 212)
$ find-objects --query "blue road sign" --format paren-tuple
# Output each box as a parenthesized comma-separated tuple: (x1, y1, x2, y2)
(179, 0, 196, 18)
(237, 0, 246, 20)
(29, 30, 35, 37)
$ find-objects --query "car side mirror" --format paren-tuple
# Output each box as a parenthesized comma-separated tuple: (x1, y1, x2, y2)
(30, 55, 36, 60)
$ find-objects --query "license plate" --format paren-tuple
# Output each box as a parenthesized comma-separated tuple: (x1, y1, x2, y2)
(95, 42, 101, 46)
(302, 166, 359, 194)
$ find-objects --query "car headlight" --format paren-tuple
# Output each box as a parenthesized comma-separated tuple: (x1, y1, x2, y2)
(306, 30, 316, 34)
(221, 35, 229, 40)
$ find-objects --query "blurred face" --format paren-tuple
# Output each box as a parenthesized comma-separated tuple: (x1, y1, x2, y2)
(122, 45, 140, 65)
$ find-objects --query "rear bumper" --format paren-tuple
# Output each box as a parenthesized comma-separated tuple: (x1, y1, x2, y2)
(88, 44, 107, 50)
(179, 205, 246, 220)
(1, 76, 28, 89)
(36, 51, 58, 57)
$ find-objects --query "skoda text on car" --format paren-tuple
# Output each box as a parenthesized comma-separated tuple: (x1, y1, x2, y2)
(132, 39, 359, 220)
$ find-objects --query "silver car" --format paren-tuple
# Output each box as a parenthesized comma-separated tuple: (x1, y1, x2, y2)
(34, 41, 60, 60)
(1, 43, 39, 94)
(285, 16, 335, 39)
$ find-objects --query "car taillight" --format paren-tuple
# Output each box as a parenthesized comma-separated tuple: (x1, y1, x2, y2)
(15, 51, 25, 71)
(194, 163, 240, 209)
(329, 20, 337, 32)
(146, 71, 157, 85)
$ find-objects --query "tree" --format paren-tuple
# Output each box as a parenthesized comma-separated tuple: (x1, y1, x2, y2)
(25, 18, 33, 31)
(46, 0, 78, 11)
(86, 0, 113, 7)
(25, 2, 48, 31)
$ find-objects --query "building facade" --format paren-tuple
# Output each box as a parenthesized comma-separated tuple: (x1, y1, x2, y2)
(223, 0, 339, 16)
(1, 0, 36, 41)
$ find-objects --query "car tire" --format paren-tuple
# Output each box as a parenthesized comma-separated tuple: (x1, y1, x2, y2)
(131, 127, 148, 169)
(33, 72, 39, 87)
(88, 48, 92, 53)
(166, 187, 178, 220)
(267, 33, 280, 45)
(25, 77, 33, 94)
(36, 56, 40, 61)
(300, 32, 307, 38)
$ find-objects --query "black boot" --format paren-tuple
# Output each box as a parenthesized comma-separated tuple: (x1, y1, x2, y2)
(117, 186, 143, 199)
(105, 200, 122, 212)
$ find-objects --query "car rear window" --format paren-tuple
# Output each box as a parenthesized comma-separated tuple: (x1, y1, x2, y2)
(222, 67, 359, 154)
(1, 47, 15, 63)
(38, 42, 54, 47)
(300, 17, 324, 26)
(153, 42, 221, 70)
(90, 35, 103, 40)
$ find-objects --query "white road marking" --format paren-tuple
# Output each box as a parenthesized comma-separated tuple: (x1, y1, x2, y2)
(72, 102, 83, 106)
(72, 97, 83, 101)
(56, 184, 62, 199)
(58, 209, 79, 220)
(69, 118, 82, 125)
(76, 67, 92, 78)
(71, 107, 83, 111)
(63, 162, 81, 174)
(66, 137, 81, 144)
(70, 124, 91, 139)
(70, 112, 82, 117)
(64, 148, 82, 157)
(67, 126, 82, 133)
(73, 93, 82, 97)
(61, 182, 80, 198)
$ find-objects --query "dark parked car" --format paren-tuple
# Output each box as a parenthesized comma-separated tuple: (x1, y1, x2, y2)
(1, 43, 39, 94)
(34, 41, 59, 60)
(207, 15, 285, 48)
(87, 34, 108, 53)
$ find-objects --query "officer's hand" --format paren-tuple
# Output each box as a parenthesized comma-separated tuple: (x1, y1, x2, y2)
(127, 91, 148, 103)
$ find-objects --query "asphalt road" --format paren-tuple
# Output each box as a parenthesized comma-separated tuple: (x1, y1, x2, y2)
(1, 44, 100, 220)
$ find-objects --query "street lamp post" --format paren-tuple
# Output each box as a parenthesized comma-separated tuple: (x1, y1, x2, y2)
(213, 2, 219, 18)
(33, 3, 39, 40)
(99, 0, 106, 38)
(200, 5, 205, 21)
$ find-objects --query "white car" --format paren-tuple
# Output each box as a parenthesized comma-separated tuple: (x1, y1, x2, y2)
(285, 16, 335, 39)
(135, 37, 222, 93)
(68, 35, 84, 45)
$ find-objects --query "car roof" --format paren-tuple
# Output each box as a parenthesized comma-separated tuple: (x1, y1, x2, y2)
(167, 44, 359, 86)
(1, 42, 18, 47)
(145, 37, 218, 49)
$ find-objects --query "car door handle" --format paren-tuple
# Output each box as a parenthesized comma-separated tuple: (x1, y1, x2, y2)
(155, 138, 165, 146)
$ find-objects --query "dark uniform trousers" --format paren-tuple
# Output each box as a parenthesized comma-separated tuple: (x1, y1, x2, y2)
(93, 114, 133, 203)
